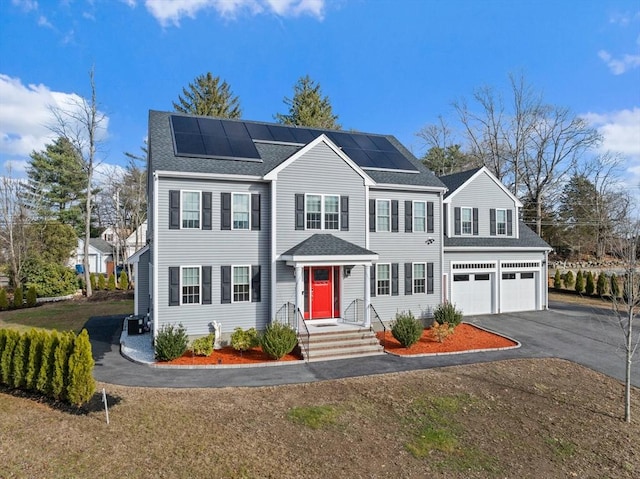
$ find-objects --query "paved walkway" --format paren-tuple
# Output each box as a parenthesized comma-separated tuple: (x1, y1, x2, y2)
(85, 300, 640, 388)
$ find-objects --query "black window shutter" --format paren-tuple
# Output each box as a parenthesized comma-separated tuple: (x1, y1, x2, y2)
(202, 192, 212, 230)
(404, 262, 413, 295)
(169, 190, 180, 230)
(490, 209, 496, 236)
(427, 201, 434, 233)
(427, 263, 434, 294)
(454, 207, 461, 235)
(370, 265, 376, 297)
(473, 208, 479, 235)
(221, 193, 231, 230)
(295, 194, 305, 230)
(340, 196, 349, 231)
(404, 201, 412, 232)
(221, 266, 231, 303)
(251, 265, 261, 302)
(251, 194, 261, 231)
(391, 200, 399, 232)
(443, 204, 448, 237)
(369, 199, 376, 232)
(507, 209, 513, 236)
(392, 263, 399, 296)
(169, 267, 180, 306)
(202, 266, 212, 304)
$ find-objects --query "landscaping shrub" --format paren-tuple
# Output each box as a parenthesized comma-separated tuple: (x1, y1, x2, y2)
(553, 269, 562, 289)
(107, 273, 116, 291)
(154, 323, 188, 361)
(585, 271, 595, 296)
(66, 329, 96, 406)
(26, 286, 37, 307)
(433, 302, 463, 328)
(119, 270, 129, 290)
(574, 271, 584, 294)
(391, 311, 423, 348)
(1, 330, 19, 385)
(13, 287, 23, 308)
(231, 327, 260, 352)
(431, 322, 455, 343)
(97, 274, 106, 290)
(25, 330, 44, 391)
(36, 330, 59, 396)
(596, 272, 608, 297)
(610, 273, 620, 298)
(0, 288, 8, 310)
(52, 332, 75, 401)
(90, 273, 98, 291)
(22, 257, 77, 297)
(261, 322, 297, 360)
(191, 333, 215, 356)
(11, 332, 30, 389)
(564, 270, 575, 288)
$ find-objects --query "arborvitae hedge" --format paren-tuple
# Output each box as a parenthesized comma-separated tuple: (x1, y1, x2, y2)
(11, 332, 30, 389)
(585, 271, 595, 296)
(52, 332, 75, 401)
(90, 273, 98, 291)
(97, 274, 106, 290)
(553, 270, 562, 289)
(107, 274, 116, 291)
(36, 331, 59, 396)
(26, 286, 37, 307)
(119, 270, 129, 290)
(0, 288, 8, 310)
(596, 272, 608, 297)
(67, 330, 96, 406)
(564, 271, 575, 288)
(13, 287, 23, 308)
(610, 273, 620, 298)
(575, 271, 585, 294)
(1, 330, 19, 385)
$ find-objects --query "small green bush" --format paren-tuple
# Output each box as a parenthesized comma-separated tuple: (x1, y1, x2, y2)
(0, 330, 20, 385)
(431, 322, 455, 343)
(22, 257, 77, 297)
(433, 302, 463, 328)
(391, 311, 423, 348)
(553, 269, 562, 289)
(119, 270, 129, 290)
(191, 333, 215, 356)
(610, 273, 620, 298)
(231, 327, 260, 352)
(26, 286, 37, 307)
(25, 329, 44, 391)
(0, 288, 8, 310)
(97, 274, 106, 290)
(564, 271, 575, 288)
(11, 332, 30, 389)
(574, 271, 584, 294)
(52, 332, 75, 401)
(67, 329, 96, 406)
(36, 330, 59, 395)
(13, 287, 23, 308)
(596, 272, 608, 297)
(585, 271, 595, 296)
(90, 273, 98, 291)
(107, 274, 116, 291)
(261, 323, 297, 360)
(154, 323, 188, 361)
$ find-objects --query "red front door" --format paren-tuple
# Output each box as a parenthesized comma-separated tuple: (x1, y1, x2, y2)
(311, 267, 333, 319)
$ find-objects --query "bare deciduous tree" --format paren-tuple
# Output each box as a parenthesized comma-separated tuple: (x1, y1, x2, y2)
(0, 174, 30, 288)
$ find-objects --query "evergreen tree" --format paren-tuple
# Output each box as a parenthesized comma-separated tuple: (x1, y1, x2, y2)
(564, 270, 575, 288)
(423, 145, 475, 176)
(51, 331, 75, 401)
(0, 288, 8, 310)
(575, 270, 585, 294)
(553, 269, 562, 289)
(25, 329, 44, 391)
(26, 286, 37, 307)
(173, 72, 241, 118)
(119, 270, 129, 290)
(585, 271, 595, 296)
(596, 272, 608, 297)
(67, 329, 96, 406)
(98, 274, 106, 290)
(610, 273, 620, 298)
(36, 330, 59, 395)
(13, 287, 23, 308)
(1, 330, 19, 385)
(11, 331, 30, 389)
(275, 75, 341, 129)
(107, 273, 116, 291)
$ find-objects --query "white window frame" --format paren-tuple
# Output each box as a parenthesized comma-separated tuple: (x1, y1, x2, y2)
(413, 262, 426, 294)
(461, 207, 472, 235)
(376, 199, 391, 232)
(232, 192, 251, 230)
(496, 208, 507, 236)
(181, 190, 201, 229)
(180, 265, 201, 305)
(377, 263, 390, 296)
(232, 265, 251, 303)
(413, 201, 426, 233)
(305, 193, 340, 231)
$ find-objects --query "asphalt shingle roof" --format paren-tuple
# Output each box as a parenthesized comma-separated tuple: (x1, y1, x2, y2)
(282, 234, 377, 257)
(88, 238, 114, 254)
(444, 222, 551, 249)
(439, 167, 482, 198)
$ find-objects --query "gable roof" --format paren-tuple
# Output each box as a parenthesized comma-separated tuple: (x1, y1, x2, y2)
(440, 166, 523, 207)
(149, 110, 446, 189)
(444, 222, 551, 250)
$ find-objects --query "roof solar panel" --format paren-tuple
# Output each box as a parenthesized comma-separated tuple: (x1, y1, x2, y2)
(171, 116, 199, 134)
(197, 118, 225, 137)
(221, 120, 250, 138)
(202, 135, 233, 157)
(342, 147, 375, 168)
(268, 125, 297, 143)
(230, 139, 260, 159)
(368, 135, 396, 152)
(291, 128, 316, 144)
(245, 123, 273, 142)
(174, 132, 206, 155)
(383, 151, 417, 171)
(352, 134, 377, 151)
(326, 132, 359, 149)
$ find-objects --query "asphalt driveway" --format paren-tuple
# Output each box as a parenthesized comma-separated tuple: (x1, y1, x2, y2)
(86, 300, 640, 388)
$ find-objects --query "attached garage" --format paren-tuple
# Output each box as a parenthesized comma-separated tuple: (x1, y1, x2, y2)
(500, 261, 540, 313)
(451, 272, 493, 315)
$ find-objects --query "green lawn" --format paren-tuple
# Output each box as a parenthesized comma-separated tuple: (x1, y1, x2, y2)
(0, 298, 133, 333)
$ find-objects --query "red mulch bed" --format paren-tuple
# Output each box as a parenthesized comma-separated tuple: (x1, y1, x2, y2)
(377, 323, 517, 355)
(161, 346, 302, 366)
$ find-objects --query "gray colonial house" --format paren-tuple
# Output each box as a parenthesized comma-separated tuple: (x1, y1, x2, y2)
(129, 110, 550, 359)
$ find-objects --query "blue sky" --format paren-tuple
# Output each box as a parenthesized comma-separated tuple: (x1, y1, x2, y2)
(1, 0, 639, 194)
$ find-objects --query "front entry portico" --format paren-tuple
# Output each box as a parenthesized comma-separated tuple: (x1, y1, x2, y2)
(304, 266, 339, 319)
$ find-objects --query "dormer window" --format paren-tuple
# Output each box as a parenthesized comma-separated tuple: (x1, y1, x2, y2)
(461, 207, 472, 235)
(496, 209, 507, 235)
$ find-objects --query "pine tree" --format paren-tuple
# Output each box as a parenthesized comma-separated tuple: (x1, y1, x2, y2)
(553, 269, 562, 289)
(564, 270, 575, 288)
(575, 270, 585, 294)
(173, 72, 241, 118)
(275, 75, 341, 129)
(596, 272, 608, 297)
(67, 329, 96, 406)
(585, 271, 595, 296)
(36, 330, 59, 395)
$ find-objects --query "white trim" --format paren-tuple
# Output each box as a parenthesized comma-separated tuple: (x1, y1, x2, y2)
(303, 193, 340, 231)
(373, 183, 447, 193)
(153, 173, 159, 338)
(283, 255, 378, 266)
(460, 206, 473, 235)
(445, 246, 553, 252)
(496, 208, 507, 236)
(126, 244, 149, 264)
(365, 186, 370, 249)
(362, 166, 419, 174)
(413, 262, 426, 294)
(376, 199, 391, 232)
(181, 190, 201, 230)
(180, 265, 201, 306)
(231, 192, 251, 230)
(231, 265, 252, 303)
(443, 166, 523, 207)
(263, 134, 375, 186)
(413, 200, 426, 233)
(376, 263, 391, 296)
(155, 170, 266, 182)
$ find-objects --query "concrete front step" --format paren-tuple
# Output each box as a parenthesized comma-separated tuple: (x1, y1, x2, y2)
(298, 327, 385, 361)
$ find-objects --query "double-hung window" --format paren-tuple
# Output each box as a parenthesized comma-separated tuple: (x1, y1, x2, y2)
(233, 266, 250, 302)
(182, 267, 200, 304)
(496, 209, 507, 235)
(461, 207, 472, 235)
(232, 193, 250, 230)
(306, 195, 322, 229)
(306, 194, 339, 230)
(413, 201, 426, 232)
(413, 263, 426, 294)
(376, 200, 390, 232)
(182, 191, 200, 229)
(324, 195, 339, 230)
(377, 264, 390, 296)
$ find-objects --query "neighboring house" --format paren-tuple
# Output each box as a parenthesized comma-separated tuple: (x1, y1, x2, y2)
(100, 226, 119, 244)
(133, 110, 550, 345)
(125, 220, 147, 258)
(72, 238, 114, 275)
(440, 167, 552, 315)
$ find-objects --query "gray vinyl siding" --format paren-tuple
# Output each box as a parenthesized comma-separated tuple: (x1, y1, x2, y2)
(448, 172, 515, 237)
(155, 177, 271, 336)
(136, 248, 150, 316)
(369, 189, 442, 322)
(275, 142, 368, 310)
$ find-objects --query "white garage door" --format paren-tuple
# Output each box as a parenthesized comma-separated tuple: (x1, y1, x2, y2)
(501, 272, 537, 312)
(451, 273, 493, 315)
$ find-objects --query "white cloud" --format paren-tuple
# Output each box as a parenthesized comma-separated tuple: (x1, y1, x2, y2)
(598, 49, 640, 75)
(37, 15, 53, 28)
(143, 0, 325, 26)
(11, 0, 38, 12)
